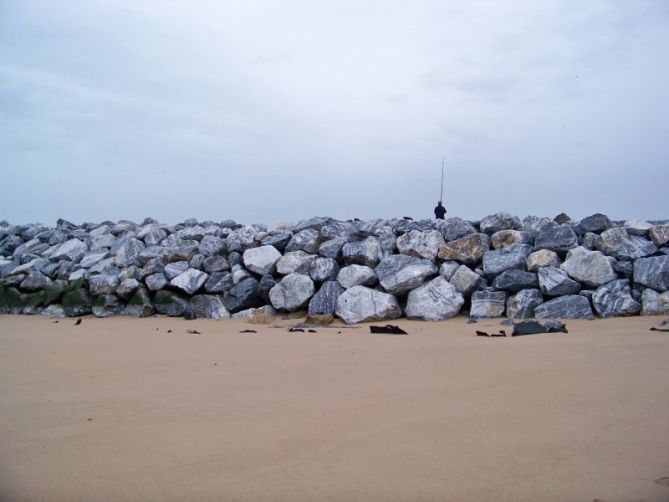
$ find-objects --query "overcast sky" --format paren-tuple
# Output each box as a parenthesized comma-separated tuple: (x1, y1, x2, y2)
(1, 0, 668, 226)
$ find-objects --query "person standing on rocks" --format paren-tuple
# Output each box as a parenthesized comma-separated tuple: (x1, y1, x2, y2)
(434, 201, 446, 220)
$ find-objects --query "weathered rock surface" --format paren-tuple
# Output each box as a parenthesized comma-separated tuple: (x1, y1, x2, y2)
(276, 250, 316, 275)
(526, 249, 560, 272)
(88, 273, 120, 296)
(170, 269, 208, 295)
(449, 265, 485, 296)
(124, 287, 154, 317)
(190, 294, 230, 319)
(491, 230, 531, 250)
(335, 285, 401, 324)
(592, 279, 640, 318)
(479, 212, 522, 234)
(154, 290, 191, 317)
(534, 222, 578, 253)
(223, 277, 262, 313)
(506, 289, 544, 319)
(405, 277, 464, 321)
(375, 255, 438, 295)
(482, 244, 532, 277)
(269, 273, 315, 311)
(596, 228, 657, 260)
(308, 280, 344, 315)
(438, 233, 490, 265)
(337, 265, 377, 289)
(309, 257, 339, 283)
(649, 225, 669, 246)
(492, 269, 538, 293)
(534, 295, 594, 319)
(204, 272, 233, 294)
(342, 237, 383, 267)
(633, 255, 669, 292)
(579, 213, 612, 234)
(285, 229, 320, 254)
(242, 245, 282, 276)
(396, 230, 445, 260)
(560, 247, 618, 287)
(538, 267, 581, 296)
(440, 217, 477, 241)
(470, 290, 507, 318)
(640, 288, 669, 315)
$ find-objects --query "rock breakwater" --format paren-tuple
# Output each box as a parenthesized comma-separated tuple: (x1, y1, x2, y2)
(1, 214, 668, 322)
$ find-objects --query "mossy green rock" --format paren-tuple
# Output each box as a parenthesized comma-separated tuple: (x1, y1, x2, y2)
(0, 287, 28, 314)
(124, 287, 154, 318)
(61, 287, 93, 317)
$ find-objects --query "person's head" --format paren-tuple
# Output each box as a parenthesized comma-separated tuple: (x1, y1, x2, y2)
(437, 201, 442, 206)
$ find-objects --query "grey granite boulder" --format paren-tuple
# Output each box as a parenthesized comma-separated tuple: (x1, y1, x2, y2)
(225, 226, 257, 253)
(533, 222, 578, 253)
(582, 232, 597, 250)
(145, 272, 168, 291)
(592, 279, 640, 318)
(375, 254, 438, 295)
(538, 267, 581, 296)
(308, 280, 344, 315)
(115, 278, 141, 300)
(649, 225, 669, 246)
(491, 230, 531, 250)
(640, 288, 669, 315)
(123, 287, 154, 317)
(19, 271, 52, 292)
(223, 277, 262, 313)
(170, 269, 208, 295)
(61, 286, 93, 317)
(242, 245, 282, 276)
(482, 244, 532, 277)
(492, 269, 538, 293)
(318, 237, 347, 260)
(438, 233, 490, 266)
(309, 257, 339, 283)
(578, 213, 612, 233)
(198, 235, 226, 256)
(624, 220, 652, 236)
(479, 212, 522, 234)
(335, 285, 401, 324)
(560, 247, 618, 287)
(92, 294, 123, 318)
(439, 261, 460, 280)
(396, 230, 445, 260)
(204, 272, 233, 294)
(470, 290, 507, 318)
(203, 255, 229, 274)
(405, 277, 464, 321)
(256, 274, 276, 304)
(190, 294, 230, 319)
(526, 249, 560, 272)
(522, 215, 552, 239)
(269, 273, 315, 311)
(261, 232, 293, 252)
(534, 295, 594, 319)
(506, 289, 544, 319)
(164, 261, 189, 281)
(449, 265, 485, 295)
(276, 250, 317, 275)
(337, 265, 377, 289)
(440, 217, 477, 241)
(88, 273, 120, 296)
(342, 237, 383, 267)
(80, 249, 110, 269)
(154, 290, 191, 317)
(114, 238, 146, 268)
(633, 255, 669, 292)
(49, 238, 88, 262)
(595, 228, 657, 260)
(285, 229, 320, 254)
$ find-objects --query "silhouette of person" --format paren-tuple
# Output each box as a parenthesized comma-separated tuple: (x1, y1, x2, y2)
(434, 201, 446, 219)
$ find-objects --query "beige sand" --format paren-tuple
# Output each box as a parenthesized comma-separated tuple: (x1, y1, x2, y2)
(1, 314, 669, 502)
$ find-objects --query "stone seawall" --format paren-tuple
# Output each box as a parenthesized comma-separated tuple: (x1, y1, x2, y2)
(1, 213, 668, 322)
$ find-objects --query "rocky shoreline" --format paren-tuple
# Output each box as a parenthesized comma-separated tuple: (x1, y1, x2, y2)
(1, 213, 668, 322)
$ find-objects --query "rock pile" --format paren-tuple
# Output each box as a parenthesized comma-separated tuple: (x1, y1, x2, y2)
(1, 213, 668, 322)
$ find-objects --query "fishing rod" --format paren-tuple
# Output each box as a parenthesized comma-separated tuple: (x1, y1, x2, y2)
(440, 155, 444, 202)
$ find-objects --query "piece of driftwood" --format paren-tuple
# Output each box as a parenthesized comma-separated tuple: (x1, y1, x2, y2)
(369, 325, 408, 335)
(650, 327, 669, 332)
(239, 329, 256, 333)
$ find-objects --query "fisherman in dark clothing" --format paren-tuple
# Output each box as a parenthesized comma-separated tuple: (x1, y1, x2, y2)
(434, 201, 446, 219)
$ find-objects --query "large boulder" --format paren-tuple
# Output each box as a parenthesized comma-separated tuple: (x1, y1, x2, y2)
(470, 290, 507, 318)
(335, 285, 401, 324)
(624, 220, 652, 236)
(88, 273, 120, 296)
(123, 287, 154, 317)
(479, 212, 522, 234)
(491, 230, 531, 250)
(308, 280, 344, 315)
(318, 237, 347, 260)
(482, 244, 532, 277)
(337, 265, 377, 289)
(203, 255, 230, 274)
(396, 230, 445, 260)
(164, 261, 189, 280)
(437, 233, 490, 266)
(269, 273, 315, 311)
(242, 245, 282, 276)
(204, 272, 233, 294)
(198, 235, 226, 256)
(649, 225, 669, 246)
(640, 288, 669, 315)
(80, 250, 110, 269)
(190, 294, 230, 319)
(578, 213, 612, 234)
(223, 277, 262, 313)
(449, 265, 485, 296)
(276, 250, 317, 275)
(261, 232, 293, 252)
(115, 278, 141, 300)
(592, 279, 640, 318)
(440, 217, 477, 241)
(61, 286, 93, 317)
(285, 229, 320, 254)
(170, 269, 208, 295)
(633, 255, 669, 292)
(506, 289, 544, 319)
(309, 257, 339, 283)
(19, 271, 52, 292)
(145, 272, 168, 291)
(114, 238, 146, 268)
(342, 237, 383, 267)
(522, 215, 552, 239)
(92, 295, 123, 318)
(526, 249, 560, 272)
(538, 266, 581, 296)
(492, 269, 538, 293)
(48, 238, 88, 262)
(534, 295, 594, 319)
(375, 254, 438, 295)
(405, 277, 464, 321)
(595, 228, 657, 260)
(533, 222, 578, 253)
(154, 290, 191, 317)
(560, 247, 618, 287)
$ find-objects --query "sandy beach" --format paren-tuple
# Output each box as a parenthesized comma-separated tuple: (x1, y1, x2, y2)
(1, 315, 669, 501)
